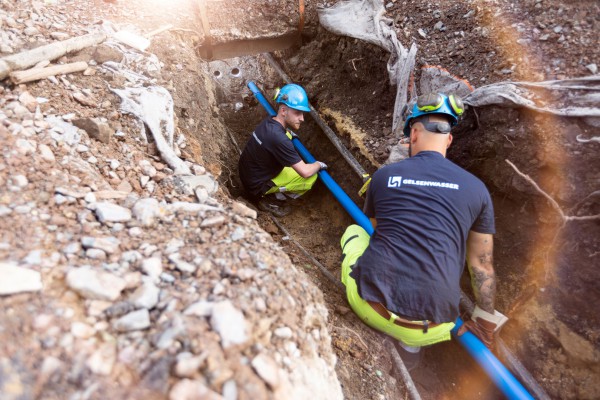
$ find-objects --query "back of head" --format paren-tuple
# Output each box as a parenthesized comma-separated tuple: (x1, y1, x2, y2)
(274, 83, 310, 112)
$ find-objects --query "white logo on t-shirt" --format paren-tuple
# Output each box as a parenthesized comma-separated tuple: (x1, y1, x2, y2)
(387, 176, 459, 190)
(387, 176, 402, 187)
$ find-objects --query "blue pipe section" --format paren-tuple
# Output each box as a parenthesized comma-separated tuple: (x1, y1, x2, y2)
(248, 81, 531, 399)
(452, 319, 534, 400)
(247, 81, 373, 235)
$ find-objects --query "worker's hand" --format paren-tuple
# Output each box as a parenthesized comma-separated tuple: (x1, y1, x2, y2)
(318, 161, 328, 170)
(457, 305, 506, 349)
(457, 317, 496, 348)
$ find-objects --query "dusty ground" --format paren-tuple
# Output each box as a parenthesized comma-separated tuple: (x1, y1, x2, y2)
(1, 0, 599, 399)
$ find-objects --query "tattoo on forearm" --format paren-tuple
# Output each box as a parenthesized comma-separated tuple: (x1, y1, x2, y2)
(470, 252, 496, 313)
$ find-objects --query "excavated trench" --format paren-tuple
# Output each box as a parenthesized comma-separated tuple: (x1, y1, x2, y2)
(204, 32, 534, 400)
(202, 24, 599, 400)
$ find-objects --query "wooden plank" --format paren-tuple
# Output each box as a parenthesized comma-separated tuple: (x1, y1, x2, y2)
(10, 62, 89, 84)
(0, 32, 105, 80)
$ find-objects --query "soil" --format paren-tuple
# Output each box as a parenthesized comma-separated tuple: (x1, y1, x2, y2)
(1, 0, 599, 399)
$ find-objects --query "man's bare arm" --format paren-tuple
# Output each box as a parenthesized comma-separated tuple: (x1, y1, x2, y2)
(291, 160, 321, 178)
(466, 231, 496, 313)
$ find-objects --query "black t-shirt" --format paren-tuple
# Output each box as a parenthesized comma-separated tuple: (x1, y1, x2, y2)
(351, 151, 495, 323)
(238, 117, 301, 197)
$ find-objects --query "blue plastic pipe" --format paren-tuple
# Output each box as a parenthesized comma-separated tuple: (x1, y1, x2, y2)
(247, 81, 373, 234)
(452, 319, 534, 400)
(248, 81, 532, 399)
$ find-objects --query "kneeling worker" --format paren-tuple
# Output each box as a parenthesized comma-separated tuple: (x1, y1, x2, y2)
(238, 83, 327, 217)
(340, 93, 506, 369)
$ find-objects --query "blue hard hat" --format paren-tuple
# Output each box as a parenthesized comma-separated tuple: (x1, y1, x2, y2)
(402, 93, 464, 136)
(275, 83, 310, 112)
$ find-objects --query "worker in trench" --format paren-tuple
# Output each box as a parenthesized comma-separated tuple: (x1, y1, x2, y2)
(339, 93, 507, 369)
(238, 83, 328, 217)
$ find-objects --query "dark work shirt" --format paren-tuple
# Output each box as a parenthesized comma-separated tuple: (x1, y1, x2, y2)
(351, 151, 495, 323)
(238, 117, 301, 197)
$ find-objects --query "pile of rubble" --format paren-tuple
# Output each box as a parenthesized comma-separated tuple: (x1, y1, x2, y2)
(0, 1, 343, 399)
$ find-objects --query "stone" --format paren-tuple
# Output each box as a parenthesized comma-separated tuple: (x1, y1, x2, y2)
(66, 267, 126, 301)
(72, 118, 113, 143)
(273, 326, 293, 339)
(251, 354, 281, 388)
(38, 144, 55, 162)
(210, 301, 248, 348)
(201, 216, 226, 228)
(231, 201, 257, 219)
(132, 197, 162, 226)
(94, 202, 132, 223)
(175, 174, 218, 195)
(86, 342, 116, 375)
(81, 236, 121, 254)
(113, 309, 150, 332)
(141, 257, 163, 280)
(129, 279, 160, 309)
(174, 352, 205, 378)
(71, 322, 95, 339)
(169, 379, 224, 400)
(184, 300, 214, 317)
(586, 63, 598, 74)
(168, 254, 197, 273)
(0, 262, 43, 295)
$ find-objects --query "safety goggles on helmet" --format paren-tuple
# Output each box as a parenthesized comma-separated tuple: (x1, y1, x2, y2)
(402, 92, 465, 136)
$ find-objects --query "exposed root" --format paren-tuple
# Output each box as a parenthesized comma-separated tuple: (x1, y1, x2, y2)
(505, 159, 600, 223)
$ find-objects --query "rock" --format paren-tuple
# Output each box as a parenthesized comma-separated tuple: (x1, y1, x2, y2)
(81, 236, 121, 254)
(210, 301, 248, 348)
(168, 253, 197, 273)
(86, 248, 107, 260)
(222, 380, 238, 400)
(231, 201, 257, 219)
(129, 279, 160, 309)
(66, 267, 126, 301)
(418, 28, 427, 38)
(86, 342, 116, 375)
(201, 216, 226, 228)
(112, 309, 150, 332)
(586, 63, 597, 74)
(71, 322, 95, 339)
(251, 354, 281, 389)
(38, 144, 55, 161)
(132, 197, 162, 226)
(0, 262, 43, 295)
(174, 352, 205, 378)
(72, 118, 113, 143)
(94, 202, 132, 223)
(139, 160, 157, 177)
(72, 92, 97, 108)
(273, 326, 293, 339)
(175, 174, 218, 195)
(184, 300, 215, 317)
(141, 257, 163, 280)
(18, 91, 37, 111)
(93, 44, 124, 63)
(169, 379, 225, 400)
(142, 356, 172, 395)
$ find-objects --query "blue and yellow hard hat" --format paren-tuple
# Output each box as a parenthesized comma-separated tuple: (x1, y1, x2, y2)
(402, 93, 464, 136)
